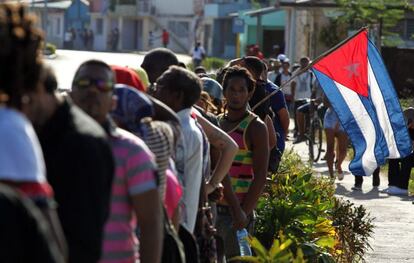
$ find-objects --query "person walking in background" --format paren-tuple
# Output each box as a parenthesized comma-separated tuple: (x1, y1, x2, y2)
(71, 60, 163, 263)
(111, 27, 119, 51)
(380, 110, 414, 195)
(275, 60, 293, 111)
(291, 57, 314, 141)
(191, 42, 206, 68)
(162, 29, 169, 48)
(323, 95, 348, 180)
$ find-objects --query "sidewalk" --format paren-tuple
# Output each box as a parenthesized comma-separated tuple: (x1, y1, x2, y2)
(286, 138, 414, 262)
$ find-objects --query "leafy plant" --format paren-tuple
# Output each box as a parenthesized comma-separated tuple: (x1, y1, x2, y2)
(254, 150, 374, 263)
(43, 42, 56, 55)
(320, 0, 414, 47)
(231, 234, 305, 263)
(187, 57, 227, 72)
(331, 199, 374, 263)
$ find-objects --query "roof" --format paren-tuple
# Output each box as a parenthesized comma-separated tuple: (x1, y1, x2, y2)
(243, 0, 337, 17)
(32, 0, 72, 9)
(28, 0, 89, 10)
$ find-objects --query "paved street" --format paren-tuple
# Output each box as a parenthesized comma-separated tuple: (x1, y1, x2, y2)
(45, 50, 192, 90)
(288, 135, 414, 263)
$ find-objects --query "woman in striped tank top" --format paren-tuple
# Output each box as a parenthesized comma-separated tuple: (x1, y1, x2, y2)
(216, 66, 269, 259)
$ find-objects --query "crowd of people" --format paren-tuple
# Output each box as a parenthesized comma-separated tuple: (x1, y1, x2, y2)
(1, 3, 413, 263)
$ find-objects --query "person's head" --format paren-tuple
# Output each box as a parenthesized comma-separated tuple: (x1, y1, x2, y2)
(110, 84, 154, 134)
(196, 91, 216, 113)
(216, 67, 230, 85)
(282, 60, 290, 72)
(22, 65, 60, 130)
(194, 66, 207, 75)
(222, 66, 255, 111)
(299, 56, 310, 69)
(178, 62, 187, 69)
(70, 60, 115, 124)
(272, 59, 282, 72)
(241, 56, 266, 81)
(141, 48, 178, 84)
(0, 3, 43, 109)
(154, 66, 201, 112)
(196, 42, 201, 47)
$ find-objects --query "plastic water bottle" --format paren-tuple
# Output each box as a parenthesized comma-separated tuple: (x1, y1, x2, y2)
(236, 228, 252, 256)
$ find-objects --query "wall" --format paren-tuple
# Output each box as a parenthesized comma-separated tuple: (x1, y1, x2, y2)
(153, 0, 193, 16)
(46, 12, 65, 48)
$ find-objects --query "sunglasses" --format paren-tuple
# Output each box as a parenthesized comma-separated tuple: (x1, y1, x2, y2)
(74, 78, 114, 92)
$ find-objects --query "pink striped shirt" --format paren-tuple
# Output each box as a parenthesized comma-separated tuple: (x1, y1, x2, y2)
(101, 128, 157, 263)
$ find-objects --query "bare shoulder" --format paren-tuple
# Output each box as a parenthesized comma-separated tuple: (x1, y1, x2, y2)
(246, 114, 268, 139)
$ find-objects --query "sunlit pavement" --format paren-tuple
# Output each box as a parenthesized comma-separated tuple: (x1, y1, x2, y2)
(286, 122, 414, 262)
(45, 49, 191, 90)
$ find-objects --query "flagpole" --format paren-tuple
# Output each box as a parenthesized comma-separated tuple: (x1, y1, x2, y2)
(252, 27, 368, 111)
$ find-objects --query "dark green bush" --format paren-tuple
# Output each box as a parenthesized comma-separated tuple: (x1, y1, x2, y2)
(251, 149, 374, 263)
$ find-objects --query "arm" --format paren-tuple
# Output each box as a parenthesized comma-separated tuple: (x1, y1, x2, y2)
(291, 81, 296, 100)
(277, 108, 290, 140)
(132, 190, 163, 263)
(241, 120, 269, 216)
(265, 115, 277, 150)
(195, 113, 238, 194)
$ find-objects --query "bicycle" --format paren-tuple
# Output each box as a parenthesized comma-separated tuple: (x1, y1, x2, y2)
(305, 99, 324, 163)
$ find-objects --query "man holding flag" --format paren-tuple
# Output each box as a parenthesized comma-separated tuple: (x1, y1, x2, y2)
(311, 28, 412, 178)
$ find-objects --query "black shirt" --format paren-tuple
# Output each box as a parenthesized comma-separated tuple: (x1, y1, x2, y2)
(37, 98, 114, 263)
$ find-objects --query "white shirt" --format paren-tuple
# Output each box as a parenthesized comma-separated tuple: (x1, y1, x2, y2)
(280, 73, 292, 95)
(176, 108, 203, 232)
(292, 69, 314, 100)
(0, 107, 46, 182)
(192, 46, 205, 60)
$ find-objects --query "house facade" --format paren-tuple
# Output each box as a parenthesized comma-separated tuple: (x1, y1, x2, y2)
(89, 0, 206, 53)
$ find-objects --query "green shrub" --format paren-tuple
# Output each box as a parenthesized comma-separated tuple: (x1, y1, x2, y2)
(252, 149, 374, 263)
(231, 234, 305, 263)
(187, 57, 227, 72)
(44, 42, 56, 55)
(331, 199, 374, 263)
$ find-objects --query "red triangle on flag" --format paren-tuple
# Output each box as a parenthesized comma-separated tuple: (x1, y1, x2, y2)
(313, 30, 369, 97)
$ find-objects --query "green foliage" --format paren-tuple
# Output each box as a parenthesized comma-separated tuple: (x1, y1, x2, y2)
(331, 199, 374, 262)
(253, 150, 374, 263)
(322, 0, 413, 47)
(231, 235, 306, 263)
(187, 57, 227, 72)
(255, 150, 337, 262)
(44, 42, 56, 55)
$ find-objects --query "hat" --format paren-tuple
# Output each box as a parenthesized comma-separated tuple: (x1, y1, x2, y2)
(111, 65, 146, 92)
(111, 84, 154, 135)
(201, 77, 223, 100)
(277, 54, 287, 62)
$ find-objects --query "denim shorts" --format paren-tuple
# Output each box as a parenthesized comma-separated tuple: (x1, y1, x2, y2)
(215, 205, 255, 259)
(324, 108, 343, 131)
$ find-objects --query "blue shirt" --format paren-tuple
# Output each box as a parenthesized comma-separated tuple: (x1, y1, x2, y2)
(265, 81, 288, 153)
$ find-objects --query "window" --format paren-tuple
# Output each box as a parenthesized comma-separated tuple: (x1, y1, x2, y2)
(96, 18, 103, 35)
(56, 17, 61, 35)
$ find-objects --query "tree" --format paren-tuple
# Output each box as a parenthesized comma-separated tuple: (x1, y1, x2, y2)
(321, 0, 413, 47)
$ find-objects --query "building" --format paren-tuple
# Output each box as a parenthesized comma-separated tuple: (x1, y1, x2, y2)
(204, 0, 251, 58)
(32, 0, 90, 49)
(89, 0, 206, 53)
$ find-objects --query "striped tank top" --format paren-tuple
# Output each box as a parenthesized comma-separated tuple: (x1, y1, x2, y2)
(220, 113, 256, 203)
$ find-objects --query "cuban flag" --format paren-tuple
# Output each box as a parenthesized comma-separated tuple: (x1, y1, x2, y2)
(312, 29, 412, 176)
